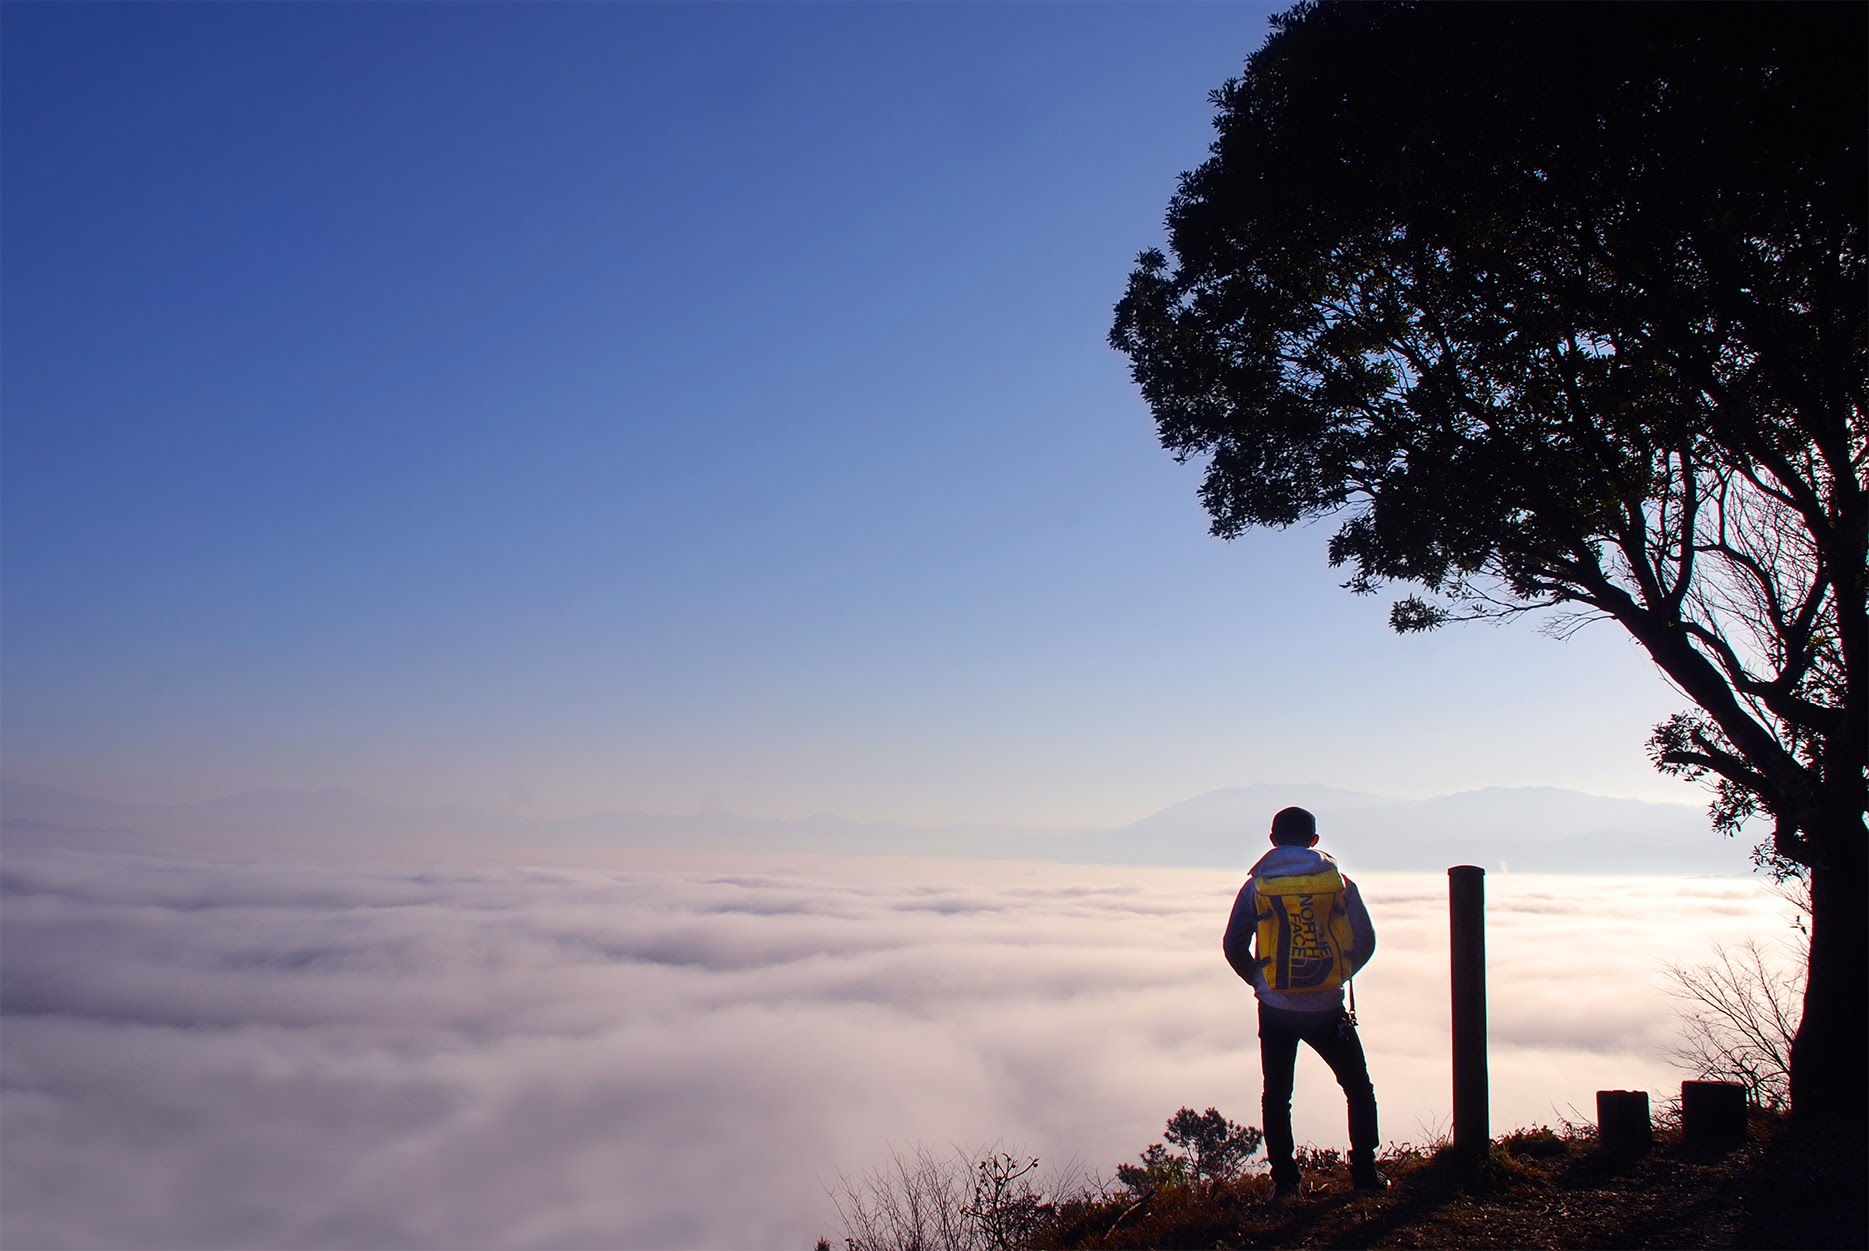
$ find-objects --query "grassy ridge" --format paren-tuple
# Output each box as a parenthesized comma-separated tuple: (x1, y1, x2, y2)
(823, 1112, 1866, 1250)
(1031, 1114, 1863, 1250)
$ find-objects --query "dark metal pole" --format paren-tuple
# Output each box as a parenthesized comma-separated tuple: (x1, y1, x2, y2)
(1449, 865, 1488, 1160)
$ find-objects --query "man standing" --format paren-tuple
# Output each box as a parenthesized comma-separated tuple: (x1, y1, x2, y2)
(1223, 806, 1385, 1196)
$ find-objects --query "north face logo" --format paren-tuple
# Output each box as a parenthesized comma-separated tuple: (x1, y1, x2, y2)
(1254, 870, 1356, 993)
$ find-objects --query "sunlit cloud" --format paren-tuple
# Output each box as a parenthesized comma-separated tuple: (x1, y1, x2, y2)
(1, 845, 1798, 1249)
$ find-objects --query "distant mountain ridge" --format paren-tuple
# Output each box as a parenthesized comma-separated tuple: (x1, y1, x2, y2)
(0, 778, 1753, 875)
(1067, 783, 1749, 874)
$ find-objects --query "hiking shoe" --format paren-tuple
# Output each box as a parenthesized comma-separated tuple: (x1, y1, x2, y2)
(1351, 1167, 1389, 1193)
(1271, 1175, 1301, 1200)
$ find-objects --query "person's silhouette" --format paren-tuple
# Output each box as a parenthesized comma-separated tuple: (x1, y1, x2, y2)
(1223, 806, 1385, 1195)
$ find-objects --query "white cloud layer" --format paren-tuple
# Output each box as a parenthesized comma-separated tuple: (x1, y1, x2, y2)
(0, 843, 1800, 1249)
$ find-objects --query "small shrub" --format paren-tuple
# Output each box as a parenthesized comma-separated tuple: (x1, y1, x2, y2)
(966, 1152, 1046, 1251)
(1293, 1144, 1340, 1173)
(1114, 1142, 1187, 1194)
(829, 1143, 1052, 1251)
(1164, 1107, 1262, 1184)
(1115, 1107, 1262, 1195)
(1473, 1144, 1553, 1190)
(1498, 1125, 1567, 1160)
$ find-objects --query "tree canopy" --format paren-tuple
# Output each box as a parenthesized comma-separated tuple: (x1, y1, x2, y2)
(1112, 2, 1865, 1120)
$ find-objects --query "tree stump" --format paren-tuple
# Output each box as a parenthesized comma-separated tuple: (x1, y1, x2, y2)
(1681, 1080, 1748, 1151)
(1596, 1090, 1651, 1155)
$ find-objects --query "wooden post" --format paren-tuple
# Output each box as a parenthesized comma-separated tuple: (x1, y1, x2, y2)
(1681, 1080, 1748, 1151)
(1449, 865, 1488, 1160)
(1596, 1090, 1652, 1155)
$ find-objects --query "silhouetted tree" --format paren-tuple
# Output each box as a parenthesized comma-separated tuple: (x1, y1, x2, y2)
(1111, 2, 1865, 1122)
(1666, 937, 1803, 1111)
(828, 1143, 1060, 1251)
(1664, 878, 1810, 1111)
(1116, 1107, 1262, 1193)
(1163, 1107, 1262, 1186)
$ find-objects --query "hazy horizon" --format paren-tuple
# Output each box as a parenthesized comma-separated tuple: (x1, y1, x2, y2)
(2, 773, 1760, 878)
(1, 771, 1723, 823)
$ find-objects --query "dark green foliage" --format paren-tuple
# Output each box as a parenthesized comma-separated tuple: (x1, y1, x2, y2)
(1113, 1142, 1187, 1194)
(1291, 1144, 1339, 1174)
(1166, 1106, 1263, 1185)
(1112, 0, 1865, 1122)
(1498, 1125, 1568, 1161)
(1116, 1106, 1263, 1193)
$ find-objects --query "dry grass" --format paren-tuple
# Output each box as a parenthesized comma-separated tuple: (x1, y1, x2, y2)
(1025, 1112, 1865, 1250)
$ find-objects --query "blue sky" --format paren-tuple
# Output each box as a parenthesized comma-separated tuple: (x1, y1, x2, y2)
(3, 2, 1702, 825)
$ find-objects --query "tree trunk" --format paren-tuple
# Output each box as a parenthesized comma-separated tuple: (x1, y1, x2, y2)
(1789, 816, 1868, 1127)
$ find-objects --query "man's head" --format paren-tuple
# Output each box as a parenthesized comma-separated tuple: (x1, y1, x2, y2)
(1269, 806, 1319, 847)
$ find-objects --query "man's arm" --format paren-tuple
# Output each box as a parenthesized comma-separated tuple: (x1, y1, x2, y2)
(1222, 880, 1259, 983)
(1343, 876, 1376, 977)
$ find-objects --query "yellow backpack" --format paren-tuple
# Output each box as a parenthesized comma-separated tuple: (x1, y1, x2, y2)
(1254, 868, 1357, 993)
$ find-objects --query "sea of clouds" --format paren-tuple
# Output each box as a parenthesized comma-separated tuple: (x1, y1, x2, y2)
(0, 841, 1800, 1249)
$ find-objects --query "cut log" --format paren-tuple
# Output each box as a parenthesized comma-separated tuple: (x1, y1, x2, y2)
(1597, 1090, 1651, 1155)
(1681, 1080, 1748, 1151)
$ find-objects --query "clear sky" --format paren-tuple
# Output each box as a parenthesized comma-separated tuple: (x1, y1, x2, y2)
(3, 2, 1704, 827)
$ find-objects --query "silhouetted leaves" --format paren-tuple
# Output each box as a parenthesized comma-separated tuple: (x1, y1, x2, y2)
(1116, 1106, 1262, 1194)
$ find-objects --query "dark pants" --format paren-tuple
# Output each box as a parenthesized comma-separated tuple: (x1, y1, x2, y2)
(1258, 1002, 1380, 1182)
